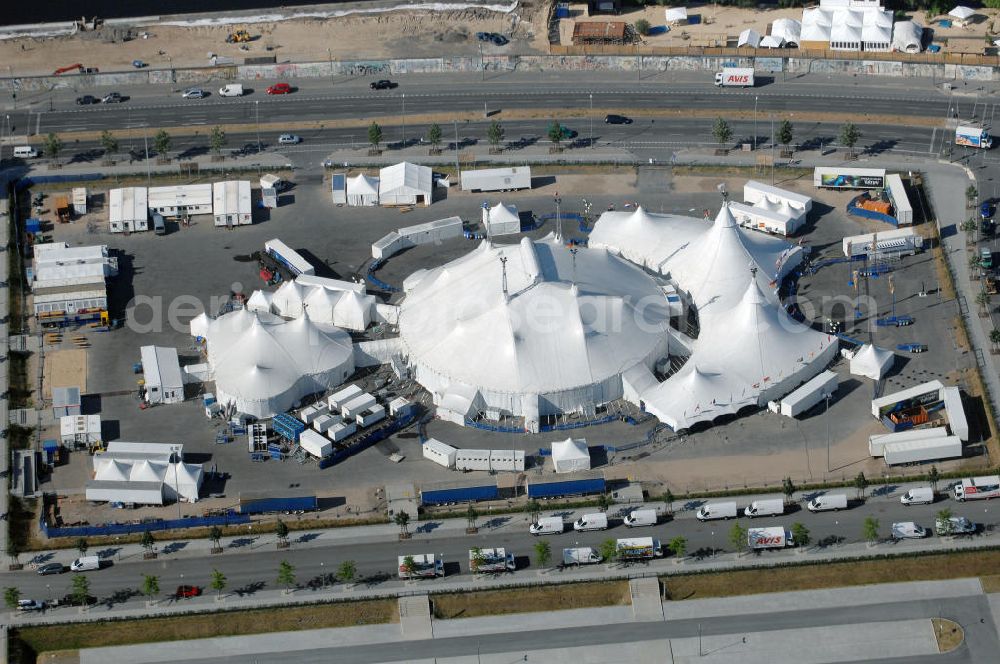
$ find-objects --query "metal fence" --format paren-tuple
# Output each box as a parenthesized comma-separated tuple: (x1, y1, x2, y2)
(40, 512, 250, 538)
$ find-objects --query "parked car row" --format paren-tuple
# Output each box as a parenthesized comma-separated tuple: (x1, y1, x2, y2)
(75, 92, 125, 105)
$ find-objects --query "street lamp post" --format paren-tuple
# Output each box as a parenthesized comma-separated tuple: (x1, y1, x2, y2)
(173, 445, 182, 520)
(554, 193, 562, 240)
(254, 101, 261, 155)
(754, 95, 758, 151)
(479, 42, 485, 82)
(401, 94, 406, 147)
(589, 93, 593, 149)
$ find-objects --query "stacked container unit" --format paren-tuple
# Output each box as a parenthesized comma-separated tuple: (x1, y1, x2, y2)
(342, 393, 377, 421)
(327, 421, 357, 442)
(312, 413, 341, 433)
(298, 403, 329, 425)
(298, 429, 333, 458)
(328, 384, 363, 411)
(357, 404, 386, 428)
(423, 439, 458, 468)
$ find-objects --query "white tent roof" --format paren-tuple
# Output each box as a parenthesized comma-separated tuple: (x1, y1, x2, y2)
(246, 289, 273, 314)
(346, 174, 379, 195)
(892, 21, 923, 52)
(771, 18, 801, 45)
(739, 29, 761, 47)
(189, 312, 211, 339)
(489, 202, 520, 225)
(272, 280, 307, 318)
(760, 35, 785, 48)
(949, 6, 975, 20)
(379, 162, 432, 197)
(166, 462, 203, 502)
(850, 344, 895, 380)
(551, 437, 591, 473)
(94, 459, 131, 482)
(398, 235, 671, 403)
(665, 7, 688, 22)
(589, 205, 707, 272)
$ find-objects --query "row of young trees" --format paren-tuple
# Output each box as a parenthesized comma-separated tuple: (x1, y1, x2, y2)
(41, 127, 229, 162)
(366, 119, 576, 153)
(710, 118, 862, 155)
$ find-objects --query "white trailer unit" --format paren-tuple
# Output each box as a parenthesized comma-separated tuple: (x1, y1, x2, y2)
(260, 174, 283, 191)
(330, 173, 346, 205)
(148, 184, 213, 217)
(469, 547, 515, 574)
(298, 429, 333, 458)
(489, 449, 525, 472)
(357, 405, 386, 428)
(342, 393, 377, 420)
(941, 386, 969, 441)
(262, 188, 278, 209)
(461, 166, 532, 192)
(774, 370, 838, 418)
(748, 527, 794, 549)
(885, 173, 913, 226)
(298, 403, 328, 425)
(72, 187, 88, 215)
(884, 436, 962, 465)
(326, 421, 357, 442)
(952, 475, 1000, 501)
(616, 537, 663, 560)
(730, 201, 804, 237)
(869, 427, 949, 457)
(60, 414, 101, 447)
(109, 187, 149, 233)
(372, 232, 405, 260)
(212, 181, 252, 227)
(399, 216, 464, 245)
(422, 439, 457, 468)
(264, 239, 315, 277)
(312, 413, 340, 433)
(455, 449, 491, 472)
(842, 228, 923, 259)
(397, 553, 443, 579)
(327, 384, 363, 411)
(389, 397, 414, 417)
(139, 345, 184, 405)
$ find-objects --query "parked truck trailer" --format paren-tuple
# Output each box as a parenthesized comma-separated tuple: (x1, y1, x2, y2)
(616, 537, 663, 561)
(469, 548, 515, 574)
(398, 554, 444, 579)
(955, 125, 993, 149)
(714, 68, 754, 87)
(747, 527, 794, 549)
(952, 475, 1000, 502)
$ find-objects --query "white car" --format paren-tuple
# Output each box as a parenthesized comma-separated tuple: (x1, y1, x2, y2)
(278, 134, 301, 145)
(182, 88, 206, 99)
(891, 521, 928, 540)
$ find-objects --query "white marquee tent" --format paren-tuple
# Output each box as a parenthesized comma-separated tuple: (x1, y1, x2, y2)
(484, 202, 521, 237)
(850, 344, 896, 380)
(551, 438, 591, 473)
(738, 29, 761, 47)
(346, 174, 380, 207)
(770, 18, 801, 46)
(379, 162, 433, 206)
(892, 21, 923, 53)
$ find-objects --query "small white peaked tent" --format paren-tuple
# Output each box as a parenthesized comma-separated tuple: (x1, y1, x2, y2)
(246, 289, 273, 314)
(739, 29, 761, 48)
(271, 280, 307, 318)
(484, 202, 521, 237)
(551, 438, 591, 473)
(346, 174, 379, 207)
(850, 344, 895, 380)
(760, 35, 785, 48)
(165, 462, 204, 503)
(379, 162, 433, 206)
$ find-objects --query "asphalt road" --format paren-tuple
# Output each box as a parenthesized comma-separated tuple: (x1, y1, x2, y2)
(114, 595, 999, 663)
(12, 491, 999, 605)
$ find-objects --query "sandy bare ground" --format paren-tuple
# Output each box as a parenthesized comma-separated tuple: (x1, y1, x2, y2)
(42, 348, 88, 399)
(2, 3, 548, 78)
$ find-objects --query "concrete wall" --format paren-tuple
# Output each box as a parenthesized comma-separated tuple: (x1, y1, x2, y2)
(5, 53, 998, 94)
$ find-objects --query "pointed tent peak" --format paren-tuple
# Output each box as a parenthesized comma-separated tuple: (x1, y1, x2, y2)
(756, 197, 780, 212)
(628, 205, 655, 225)
(741, 276, 767, 306)
(713, 203, 737, 229)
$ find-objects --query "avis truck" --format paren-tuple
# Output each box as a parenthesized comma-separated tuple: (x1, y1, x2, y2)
(714, 67, 755, 88)
(955, 125, 993, 149)
(469, 548, 516, 574)
(616, 537, 663, 561)
(748, 527, 794, 549)
(952, 475, 1000, 501)
(397, 554, 444, 579)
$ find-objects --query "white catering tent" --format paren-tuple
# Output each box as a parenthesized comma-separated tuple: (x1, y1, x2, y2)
(738, 29, 761, 48)
(379, 162, 433, 206)
(346, 174, 380, 207)
(193, 308, 355, 419)
(483, 202, 521, 237)
(892, 21, 923, 53)
(760, 35, 785, 48)
(770, 18, 801, 46)
(551, 438, 591, 473)
(948, 5, 976, 25)
(398, 235, 673, 427)
(87, 459, 203, 504)
(849, 344, 895, 380)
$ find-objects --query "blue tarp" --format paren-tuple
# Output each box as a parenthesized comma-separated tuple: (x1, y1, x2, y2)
(421, 484, 499, 504)
(527, 477, 605, 498)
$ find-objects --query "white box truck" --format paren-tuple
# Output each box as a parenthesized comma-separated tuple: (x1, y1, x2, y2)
(952, 475, 1000, 502)
(936, 516, 976, 536)
(806, 494, 848, 512)
(900, 487, 935, 505)
(955, 125, 993, 149)
(563, 547, 603, 566)
(748, 527, 794, 549)
(623, 508, 657, 527)
(616, 537, 663, 561)
(398, 553, 444, 579)
(70, 556, 101, 572)
(573, 512, 608, 531)
(529, 516, 565, 535)
(696, 501, 738, 521)
(469, 547, 515, 574)
(744, 499, 784, 518)
(714, 67, 754, 87)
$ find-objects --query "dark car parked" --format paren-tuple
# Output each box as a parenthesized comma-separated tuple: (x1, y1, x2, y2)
(36, 563, 66, 575)
(370, 79, 396, 90)
(605, 114, 633, 125)
(75, 95, 99, 105)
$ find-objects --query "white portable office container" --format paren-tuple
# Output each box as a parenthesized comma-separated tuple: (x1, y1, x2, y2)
(327, 384, 363, 411)
(342, 393, 377, 420)
(455, 449, 492, 472)
(326, 421, 357, 442)
(422, 439, 458, 468)
(298, 429, 332, 458)
(357, 405, 386, 428)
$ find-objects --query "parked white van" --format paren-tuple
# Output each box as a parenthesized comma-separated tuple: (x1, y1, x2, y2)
(218, 83, 245, 97)
(696, 501, 738, 521)
(529, 516, 564, 535)
(14, 146, 38, 158)
(573, 512, 608, 532)
(806, 494, 848, 512)
(622, 508, 657, 527)
(744, 499, 785, 518)
(900, 487, 935, 505)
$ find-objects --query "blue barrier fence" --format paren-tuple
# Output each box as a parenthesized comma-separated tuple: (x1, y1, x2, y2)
(367, 259, 400, 293)
(463, 418, 525, 434)
(40, 511, 249, 539)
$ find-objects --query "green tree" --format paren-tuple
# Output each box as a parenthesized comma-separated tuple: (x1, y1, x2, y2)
(664, 488, 675, 516)
(599, 538, 618, 564)
(209, 526, 223, 551)
(70, 574, 90, 606)
(839, 121, 861, 156)
(668, 536, 688, 559)
(276, 519, 290, 547)
(337, 560, 357, 585)
(209, 125, 227, 155)
(277, 560, 296, 591)
(394, 511, 410, 537)
(368, 121, 383, 151)
(854, 472, 869, 500)
(3, 587, 20, 610)
(100, 130, 119, 156)
(43, 133, 62, 160)
(547, 120, 564, 148)
(977, 291, 990, 312)
(466, 504, 479, 531)
(596, 493, 612, 513)
(990, 329, 1000, 349)
(487, 120, 505, 150)
(712, 117, 732, 148)
(140, 530, 156, 555)
(782, 477, 797, 505)
(967, 184, 979, 208)
(400, 555, 417, 577)
(526, 500, 542, 524)
(728, 522, 747, 553)
(470, 547, 487, 573)
(210, 569, 227, 598)
(777, 119, 794, 153)
(427, 123, 442, 151)
(141, 574, 160, 602)
(790, 522, 810, 547)
(936, 508, 954, 536)
(76, 538, 89, 557)
(635, 18, 652, 36)
(534, 540, 552, 569)
(862, 517, 880, 545)
(153, 129, 171, 157)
